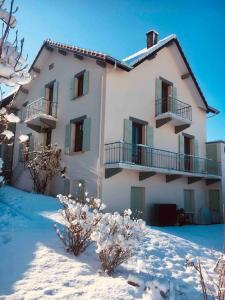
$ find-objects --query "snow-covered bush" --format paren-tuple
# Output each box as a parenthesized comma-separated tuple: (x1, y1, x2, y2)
(0, 157, 4, 185)
(0, 106, 20, 185)
(55, 194, 104, 256)
(91, 209, 145, 275)
(21, 144, 64, 194)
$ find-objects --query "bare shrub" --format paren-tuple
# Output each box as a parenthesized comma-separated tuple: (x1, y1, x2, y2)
(186, 255, 225, 300)
(55, 194, 104, 256)
(91, 209, 145, 275)
(22, 144, 64, 194)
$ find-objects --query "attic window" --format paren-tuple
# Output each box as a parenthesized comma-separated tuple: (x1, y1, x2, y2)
(49, 63, 54, 70)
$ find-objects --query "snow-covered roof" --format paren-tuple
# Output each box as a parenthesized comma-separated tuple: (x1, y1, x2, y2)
(123, 34, 176, 66)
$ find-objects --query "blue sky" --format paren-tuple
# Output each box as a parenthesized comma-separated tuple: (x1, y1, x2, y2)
(11, 0, 225, 141)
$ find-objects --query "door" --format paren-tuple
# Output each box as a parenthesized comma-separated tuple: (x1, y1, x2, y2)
(184, 190, 195, 213)
(209, 190, 220, 223)
(130, 187, 145, 219)
(184, 136, 192, 171)
(132, 122, 143, 164)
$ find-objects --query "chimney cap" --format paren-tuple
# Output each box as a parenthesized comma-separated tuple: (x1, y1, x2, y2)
(146, 29, 159, 35)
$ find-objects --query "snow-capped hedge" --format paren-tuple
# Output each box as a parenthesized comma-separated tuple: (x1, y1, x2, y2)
(55, 195, 104, 256)
(91, 210, 145, 275)
(55, 194, 145, 274)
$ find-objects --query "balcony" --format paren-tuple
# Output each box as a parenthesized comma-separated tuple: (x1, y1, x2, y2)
(22, 97, 57, 132)
(105, 142, 221, 183)
(155, 97, 192, 133)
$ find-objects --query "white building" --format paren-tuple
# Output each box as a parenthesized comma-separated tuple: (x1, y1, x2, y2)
(12, 31, 223, 224)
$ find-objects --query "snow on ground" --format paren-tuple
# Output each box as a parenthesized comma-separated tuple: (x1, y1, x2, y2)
(0, 186, 224, 300)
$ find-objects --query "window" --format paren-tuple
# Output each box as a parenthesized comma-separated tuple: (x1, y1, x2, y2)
(72, 70, 89, 99)
(77, 73, 84, 98)
(74, 120, 84, 152)
(65, 116, 91, 155)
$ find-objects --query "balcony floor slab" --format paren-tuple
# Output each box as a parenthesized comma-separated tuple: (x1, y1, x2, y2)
(155, 111, 192, 126)
(104, 162, 221, 180)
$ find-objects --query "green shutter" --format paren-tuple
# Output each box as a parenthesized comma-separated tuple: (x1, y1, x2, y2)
(70, 77, 76, 100)
(64, 178, 70, 195)
(124, 119, 132, 163)
(155, 78, 162, 115)
(145, 125, 154, 166)
(64, 124, 71, 155)
(146, 125, 154, 147)
(124, 119, 132, 144)
(179, 135, 184, 171)
(206, 143, 218, 174)
(83, 70, 89, 96)
(53, 80, 58, 103)
(40, 85, 46, 99)
(184, 190, 195, 213)
(82, 118, 91, 151)
(172, 86, 177, 113)
(209, 190, 220, 212)
(194, 138, 199, 173)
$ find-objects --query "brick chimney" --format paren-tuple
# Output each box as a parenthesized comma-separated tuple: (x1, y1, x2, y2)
(146, 30, 158, 48)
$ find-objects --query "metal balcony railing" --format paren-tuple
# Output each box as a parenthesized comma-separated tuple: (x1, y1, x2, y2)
(155, 97, 192, 121)
(22, 97, 57, 121)
(105, 142, 221, 176)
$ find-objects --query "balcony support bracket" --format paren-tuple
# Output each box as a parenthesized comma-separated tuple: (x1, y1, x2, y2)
(26, 123, 42, 133)
(156, 117, 172, 128)
(40, 117, 56, 129)
(206, 178, 221, 186)
(188, 176, 202, 184)
(139, 171, 156, 181)
(105, 168, 122, 179)
(166, 175, 182, 183)
(175, 124, 191, 134)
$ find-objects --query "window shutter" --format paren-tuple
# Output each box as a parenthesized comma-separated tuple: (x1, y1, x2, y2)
(194, 138, 199, 173)
(124, 119, 132, 163)
(70, 77, 77, 100)
(63, 178, 70, 195)
(82, 118, 91, 151)
(146, 125, 154, 147)
(179, 135, 184, 171)
(64, 124, 71, 154)
(172, 86, 177, 113)
(83, 70, 89, 96)
(124, 119, 132, 144)
(40, 85, 46, 99)
(155, 78, 162, 115)
(53, 80, 58, 103)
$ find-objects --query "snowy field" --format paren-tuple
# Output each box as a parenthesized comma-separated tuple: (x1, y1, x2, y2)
(0, 186, 224, 300)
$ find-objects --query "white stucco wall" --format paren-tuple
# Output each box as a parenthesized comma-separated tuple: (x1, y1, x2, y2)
(13, 47, 105, 196)
(104, 44, 207, 154)
(101, 42, 210, 223)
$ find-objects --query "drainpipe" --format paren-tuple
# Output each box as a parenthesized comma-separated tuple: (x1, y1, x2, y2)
(97, 61, 117, 199)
